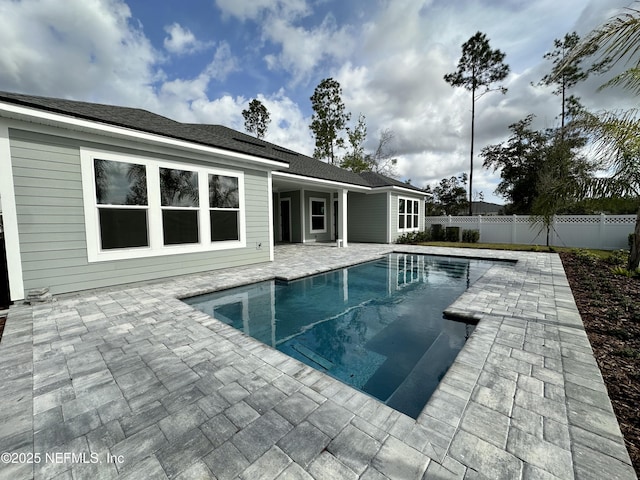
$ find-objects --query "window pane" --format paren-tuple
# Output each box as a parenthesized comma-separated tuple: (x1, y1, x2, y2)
(162, 210, 199, 245)
(414, 214, 419, 227)
(311, 216, 325, 231)
(160, 168, 199, 207)
(210, 210, 239, 241)
(407, 201, 412, 214)
(407, 216, 413, 228)
(399, 199, 405, 214)
(311, 201, 324, 216)
(209, 175, 239, 208)
(98, 208, 148, 249)
(95, 159, 147, 205)
(399, 216, 405, 229)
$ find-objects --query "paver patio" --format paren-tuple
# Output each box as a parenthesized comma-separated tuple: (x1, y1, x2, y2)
(0, 244, 636, 479)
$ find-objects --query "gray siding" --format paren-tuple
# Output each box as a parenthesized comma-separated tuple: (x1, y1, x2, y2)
(10, 128, 272, 296)
(389, 193, 425, 243)
(347, 192, 388, 243)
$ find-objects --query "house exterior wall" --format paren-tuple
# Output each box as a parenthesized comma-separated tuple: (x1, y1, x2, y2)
(8, 127, 272, 297)
(347, 192, 388, 243)
(388, 192, 425, 243)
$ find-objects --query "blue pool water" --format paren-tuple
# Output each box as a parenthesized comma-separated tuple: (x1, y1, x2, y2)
(184, 253, 497, 418)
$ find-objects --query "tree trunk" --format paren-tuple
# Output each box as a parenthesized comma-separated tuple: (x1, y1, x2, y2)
(469, 86, 475, 216)
(628, 206, 640, 270)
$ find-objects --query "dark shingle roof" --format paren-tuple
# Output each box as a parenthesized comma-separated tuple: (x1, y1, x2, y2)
(359, 171, 423, 192)
(0, 91, 424, 193)
(286, 156, 371, 187)
(0, 91, 295, 165)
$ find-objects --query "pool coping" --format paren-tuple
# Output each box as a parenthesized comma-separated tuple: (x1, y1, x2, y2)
(0, 244, 636, 479)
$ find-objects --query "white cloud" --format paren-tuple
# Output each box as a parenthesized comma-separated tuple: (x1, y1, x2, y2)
(0, 0, 634, 206)
(205, 42, 239, 81)
(217, 0, 357, 85)
(0, 0, 161, 106)
(258, 89, 314, 154)
(214, 0, 309, 22)
(163, 23, 211, 55)
(262, 14, 355, 85)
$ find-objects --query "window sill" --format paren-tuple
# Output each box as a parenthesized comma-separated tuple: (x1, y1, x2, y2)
(88, 239, 247, 263)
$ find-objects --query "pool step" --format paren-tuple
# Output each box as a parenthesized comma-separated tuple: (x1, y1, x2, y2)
(291, 342, 334, 370)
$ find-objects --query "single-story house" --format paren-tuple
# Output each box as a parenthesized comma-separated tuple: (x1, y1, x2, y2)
(0, 91, 426, 302)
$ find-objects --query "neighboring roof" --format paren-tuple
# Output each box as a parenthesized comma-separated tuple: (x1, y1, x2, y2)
(0, 91, 424, 193)
(472, 201, 504, 214)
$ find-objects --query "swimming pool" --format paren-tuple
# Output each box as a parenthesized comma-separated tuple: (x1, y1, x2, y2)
(184, 253, 498, 418)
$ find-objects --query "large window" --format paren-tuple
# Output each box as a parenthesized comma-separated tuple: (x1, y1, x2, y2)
(82, 149, 246, 262)
(398, 198, 420, 231)
(94, 159, 149, 250)
(160, 168, 199, 245)
(209, 174, 240, 241)
(310, 198, 326, 233)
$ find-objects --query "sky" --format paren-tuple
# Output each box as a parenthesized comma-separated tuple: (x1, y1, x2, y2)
(0, 0, 635, 204)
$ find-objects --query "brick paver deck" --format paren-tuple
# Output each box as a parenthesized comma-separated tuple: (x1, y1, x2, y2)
(0, 244, 636, 479)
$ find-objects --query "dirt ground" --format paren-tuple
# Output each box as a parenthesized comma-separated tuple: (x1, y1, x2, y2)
(560, 251, 640, 474)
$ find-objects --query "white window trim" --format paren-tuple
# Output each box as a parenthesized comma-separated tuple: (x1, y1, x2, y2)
(81, 148, 246, 262)
(309, 197, 327, 234)
(397, 197, 420, 233)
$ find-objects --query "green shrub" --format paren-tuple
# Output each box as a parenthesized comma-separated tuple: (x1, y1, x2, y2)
(395, 230, 431, 244)
(606, 249, 629, 266)
(573, 248, 599, 265)
(462, 229, 480, 243)
(610, 265, 640, 277)
(431, 224, 445, 241)
(611, 265, 633, 277)
(445, 227, 460, 242)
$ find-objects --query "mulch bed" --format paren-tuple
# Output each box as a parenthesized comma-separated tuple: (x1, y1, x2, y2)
(560, 251, 640, 474)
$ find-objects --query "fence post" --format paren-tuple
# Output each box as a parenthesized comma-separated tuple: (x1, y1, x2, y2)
(599, 213, 606, 249)
(511, 215, 517, 244)
(478, 215, 482, 242)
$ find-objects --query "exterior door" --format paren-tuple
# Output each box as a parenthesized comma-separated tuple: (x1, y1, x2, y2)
(0, 231, 10, 308)
(280, 199, 291, 242)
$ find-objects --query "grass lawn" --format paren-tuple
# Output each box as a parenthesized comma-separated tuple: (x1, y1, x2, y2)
(418, 241, 612, 257)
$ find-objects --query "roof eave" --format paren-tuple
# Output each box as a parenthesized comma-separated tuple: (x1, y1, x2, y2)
(0, 101, 290, 170)
(372, 185, 426, 197)
(273, 171, 371, 192)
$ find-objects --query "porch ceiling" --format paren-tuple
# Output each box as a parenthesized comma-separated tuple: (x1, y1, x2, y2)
(272, 172, 369, 193)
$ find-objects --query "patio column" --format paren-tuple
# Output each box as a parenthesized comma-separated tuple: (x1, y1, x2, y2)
(338, 189, 348, 247)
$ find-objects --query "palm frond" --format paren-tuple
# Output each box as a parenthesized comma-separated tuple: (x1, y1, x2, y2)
(598, 67, 640, 94)
(574, 108, 640, 165)
(555, 6, 640, 79)
(595, 8, 640, 67)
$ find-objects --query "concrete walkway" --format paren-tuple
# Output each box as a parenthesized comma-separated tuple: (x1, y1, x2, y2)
(0, 244, 636, 479)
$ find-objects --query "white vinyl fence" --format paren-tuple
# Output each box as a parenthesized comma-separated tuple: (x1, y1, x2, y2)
(424, 214, 637, 250)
